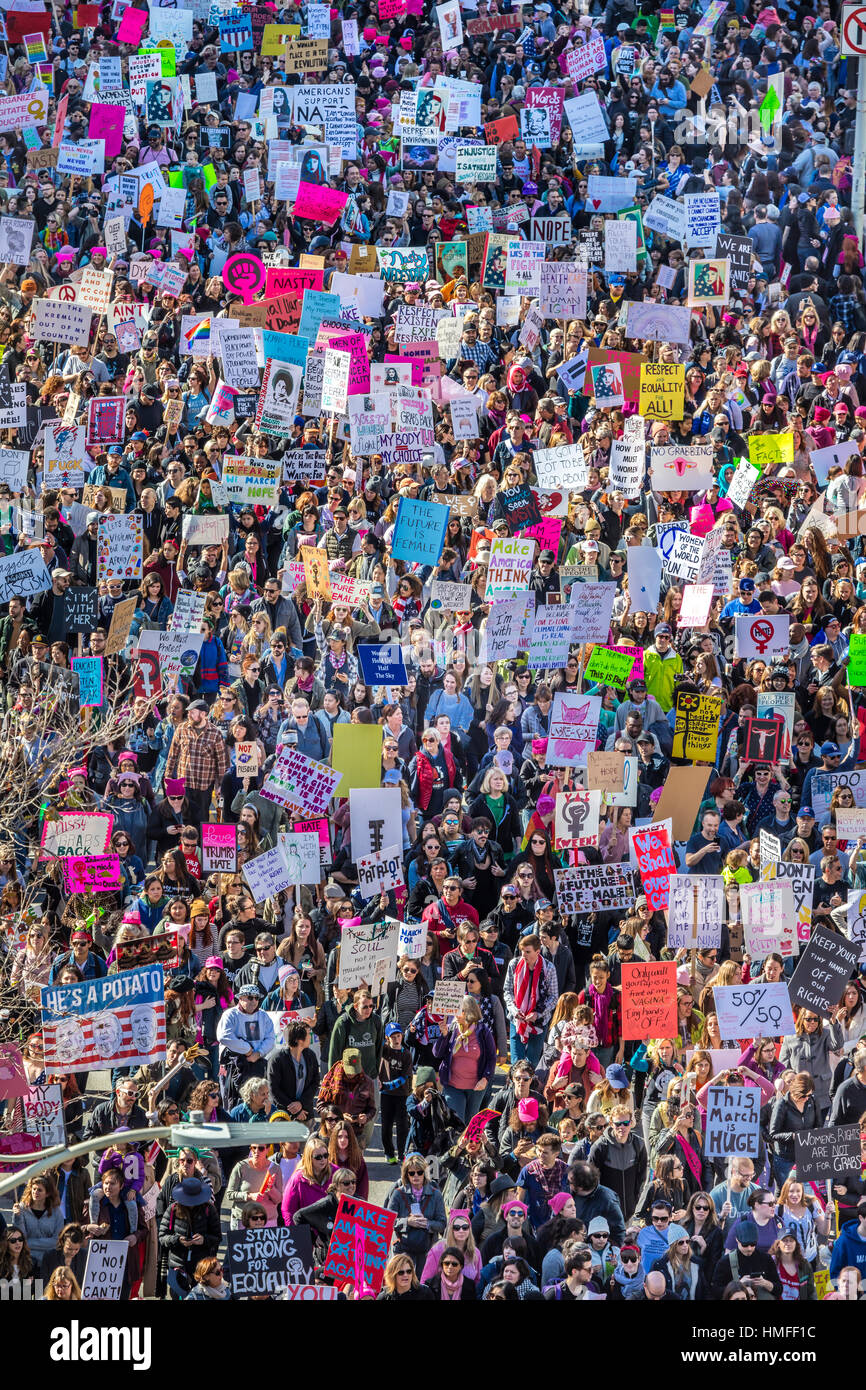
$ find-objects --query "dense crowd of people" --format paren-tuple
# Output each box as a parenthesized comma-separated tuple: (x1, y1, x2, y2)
(0, 0, 863, 1311)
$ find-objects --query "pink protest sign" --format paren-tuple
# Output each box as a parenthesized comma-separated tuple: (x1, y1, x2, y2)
(292, 816, 331, 864)
(518, 517, 562, 554)
(615, 644, 644, 682)
(632, 827, 676, 912)
(462, 1108, 500, 1145)
(63, 854, 122, 894)
(294, 181, 349, 225)
(378, 0, 407, 13)
(0, 1130, 41, 1170)
(88, 103, 125, 158)
(117, 5, 147, 41)
(0, 1042, 28, 1099)
(222, 251, 266, 304)
(201, 822, 237, 873)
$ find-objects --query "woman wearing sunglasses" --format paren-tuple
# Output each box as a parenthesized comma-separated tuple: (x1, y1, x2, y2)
(384, 1154, 447, 1274)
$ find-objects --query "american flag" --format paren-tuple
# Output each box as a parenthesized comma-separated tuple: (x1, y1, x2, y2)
(42, 1002, 166, 1072)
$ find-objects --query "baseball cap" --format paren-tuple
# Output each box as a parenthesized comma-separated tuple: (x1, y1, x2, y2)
(385, 1022, 403, 1037)
(738, 577, 756, 591)
(821, 741, 841, 756)
(655, 623, 672, 635)
(798, 806, 816, 818)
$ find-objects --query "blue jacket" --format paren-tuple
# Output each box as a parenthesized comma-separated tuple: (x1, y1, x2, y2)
(88, 464, 137, 510)
(829, 1218, 866, 1279)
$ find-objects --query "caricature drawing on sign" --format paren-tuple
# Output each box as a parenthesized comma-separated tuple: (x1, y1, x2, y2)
(91, 1010, 123, 1059)
(129, 1005, 158, 1055)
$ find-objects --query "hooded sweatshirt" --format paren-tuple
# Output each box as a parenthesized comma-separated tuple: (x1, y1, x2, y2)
(829, 1218, 866, 1279)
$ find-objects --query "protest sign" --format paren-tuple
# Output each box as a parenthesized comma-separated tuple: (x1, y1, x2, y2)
(332, 723, 382, 797)
(322, 1195, 396, 1295)
(62, 854, 121, 895)
(548, 694, 601, 768)
(71, 655, 103, 707)
(433, 979, 468, 1015)
(568, 583, 616, 642)
(484, 536, 535, 598)
(63, 585, 98, 635)
(40, 810, 113, 860)
(357, 643, 409, 687)
(261, 748, 342, 817)
(553, 864, 633, 914)
(735, 614, 789, 661)
(349, 788, 403, 861)
(553, 789, 601, 848)
(201, 823, 237, 874)
(115, 932, 179, 973)
(714, 982, 797, 1040)
(672, 690, 721, 761)
(357, 845, 405, 899)
(97, 512, 142, 582)
(632, 826, 676, 911)
(391, 496, 449, 566)
(41, 965, 166, 1071)
(227, 1225, 314, 1296)
(279, 829, 322, 886)
(455, 144, 497, 182)
(639, 362, 685, 419)
(81, 1240, 129, 1301)
(584, 644, 635, 689)
(338, 917, 400, 990)
(0, 1043, 28, 1100)
(667, 875, 725, 950)
(621, 961, 677, 1040)
(242, 845, 293, 902)
(22, 1082, 65, 1148)
(743, 715, 785, 764)
(794, 1125, 862, 1183)
(741, 879, 797, 960)
(533, 443, 588, 492)
(0, 547, 52, 605)
(481, 595, 532, 661)
(33, 297, 92, 346)
(704, 1086, 761, 1159)
(789, 925, 861, 1020)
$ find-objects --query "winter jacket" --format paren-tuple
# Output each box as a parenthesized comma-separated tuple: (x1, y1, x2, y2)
(651, 1251, 709, 1301)
(266, 1045, 320, 1116)
(829, 1217, 866, 1279)
(14, 1204, 64, 1261)
(587, 1128, 648, 1222)
(768, 1094, 821, 1161)
(385, 1181, 447, 1257)
(83, 1098, 149, 1142)
(570, 1181, 627, 1245)
(158, 1199, 221, 1273)
(779, 1030, 834, 1115)
(281, 1171, 329, 1224)
(197, 636, 229, 693)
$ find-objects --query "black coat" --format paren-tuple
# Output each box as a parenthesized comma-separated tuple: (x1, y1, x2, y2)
(266, 1045, 320, 1116)
(158, 1200, 221, 1273)
(424, 1274, 477, 1299)
(768, 1094, 821, 1161)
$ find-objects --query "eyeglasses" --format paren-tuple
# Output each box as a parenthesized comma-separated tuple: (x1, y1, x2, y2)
(612, 1120, 631, 1128)
(694, 1203, 710, 1212)
(7, 1236, 23, 1244)
(452, 1221, 470, 1231)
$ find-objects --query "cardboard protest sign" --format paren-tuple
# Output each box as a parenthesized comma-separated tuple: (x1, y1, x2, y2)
(261, 747, 342, 817)
(279, 830, 322, 886)
(227, 1225, 314, 1296)
(432, 979, 467, 1015)
(81, 1240, 129, 1300)
(713, 982, 796, 1040)
(349, 787, 403, 860)
(21, 1081, 65, 1147)
(338, 917, 400, 990)
(553, 864, 633, 915)
(621, 961, 677, 1040)
(357, 844, 405, 900)
(553, 789, 601, 848)
(322, 1195, 396, 1294)
(41, 965, 166, 1072)
(653, 766, 710, 843)
(789, 925, 861, 1020)
(794, 1125, 862, 1183)
(242, 845, 294, 902)
(704, 1086, 761, 1159)
(667, 875, 725, 950)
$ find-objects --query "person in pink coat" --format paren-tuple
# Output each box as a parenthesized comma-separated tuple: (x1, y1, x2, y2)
(280, 1135, 332, 1223)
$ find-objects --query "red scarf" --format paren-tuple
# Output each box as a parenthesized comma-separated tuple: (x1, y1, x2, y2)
(514, 955, 542, 1041)
(416, 744, 456, 812)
